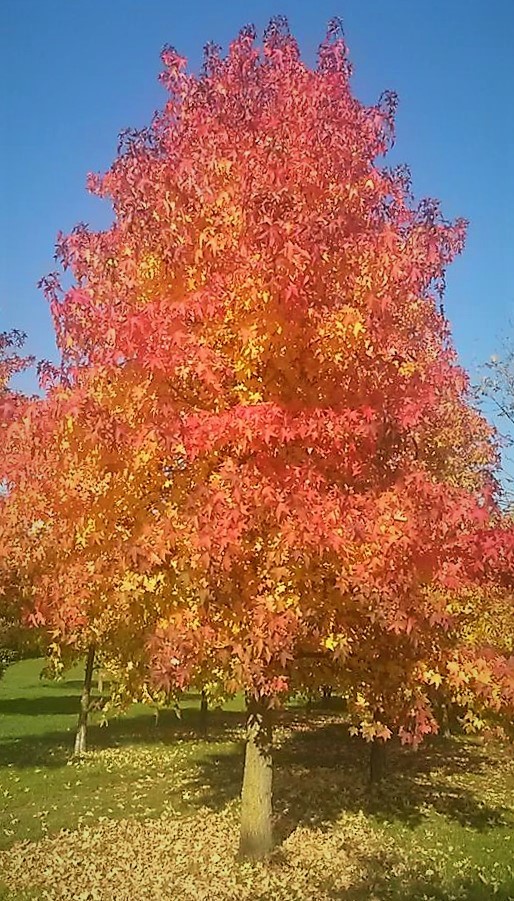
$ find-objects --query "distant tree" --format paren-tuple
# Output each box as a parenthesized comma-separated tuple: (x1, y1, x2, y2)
(0, 331, 35, 679)
(482, 343, 514, 502)
(2, 365, 174, 753)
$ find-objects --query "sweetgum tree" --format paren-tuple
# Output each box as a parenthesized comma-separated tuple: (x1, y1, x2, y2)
(2, 365, 176, 752)
(13, 18, 514, 855)
(0, 332, 36, 675)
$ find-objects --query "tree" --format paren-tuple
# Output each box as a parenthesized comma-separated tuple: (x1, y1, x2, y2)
(14, 18, 514, 856)
(482, 343, 514, 504)
(2, 363, 176, 752)
(0, 332, 36, 677)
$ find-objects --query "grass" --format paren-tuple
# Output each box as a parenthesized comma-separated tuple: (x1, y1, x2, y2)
(0, 659, 513, 900)
(0, 658, 245, 849)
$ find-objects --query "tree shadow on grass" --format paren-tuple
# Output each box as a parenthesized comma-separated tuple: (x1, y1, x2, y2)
(0, 695, 83, 717)
(336, 854, 514, 901)
(1, 702, 512, 852)
(0, 681, 235, 722)
(38, 679, 89, 692)
(176, 719, 513, 901)
(278, 719, 512, 833)
(188, 713, 513, 839)
(0, 705, 246, 769)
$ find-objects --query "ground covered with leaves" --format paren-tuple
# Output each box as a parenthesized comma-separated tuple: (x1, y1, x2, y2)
(0, 661, 513, 900)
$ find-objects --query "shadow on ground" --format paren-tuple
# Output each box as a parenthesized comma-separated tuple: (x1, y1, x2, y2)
(1, 693, 512, 842)
(37, 679, 88, 692)
(322, 860, 514, 901)
(279, 720, 512, 831)
(187, 714, 513, 837)
(0, 694, 84, 718)
(0, 704, 246, 769)
(2, 696, 512, 831)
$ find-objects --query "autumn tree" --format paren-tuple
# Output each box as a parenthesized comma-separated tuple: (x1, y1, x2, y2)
(0, 331, 36, 676)
(11, 18, 513, 856)
(2, 363, 178, 752)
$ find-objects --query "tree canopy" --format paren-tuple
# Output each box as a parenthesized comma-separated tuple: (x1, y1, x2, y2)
(2, 17, 514, 855)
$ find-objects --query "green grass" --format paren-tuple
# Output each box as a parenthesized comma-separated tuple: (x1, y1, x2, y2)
(0, 659, 513, 900)
(0, 658, 245, 849)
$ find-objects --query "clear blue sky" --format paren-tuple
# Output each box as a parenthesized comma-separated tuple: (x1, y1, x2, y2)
(1, 1, 513, 401)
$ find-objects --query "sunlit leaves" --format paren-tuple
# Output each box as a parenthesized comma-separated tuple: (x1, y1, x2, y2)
(3, 20, 514, 742)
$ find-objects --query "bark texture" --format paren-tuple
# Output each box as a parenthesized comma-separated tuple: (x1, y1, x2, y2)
(239, 699, 273, 859)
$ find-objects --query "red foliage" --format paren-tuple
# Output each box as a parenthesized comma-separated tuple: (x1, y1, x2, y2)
(4, 20, 514, 741)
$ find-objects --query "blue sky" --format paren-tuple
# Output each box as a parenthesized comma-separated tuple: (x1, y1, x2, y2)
(1, 2, 513, 419)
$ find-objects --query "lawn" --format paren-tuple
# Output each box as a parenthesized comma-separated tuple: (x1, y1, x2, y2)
(0, 659, 513, 900)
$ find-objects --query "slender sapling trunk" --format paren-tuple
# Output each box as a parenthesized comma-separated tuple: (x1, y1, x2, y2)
(200, 689, 208, 737)
(73, 644, 95, 757)
(369, 738, 386, 785)
(321, 685, 333, 701)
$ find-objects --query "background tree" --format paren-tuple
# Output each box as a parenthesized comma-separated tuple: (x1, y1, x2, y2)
(2, 362, 180, 752)
(0, 332, 36, 679)
(482, 342, 514, 505)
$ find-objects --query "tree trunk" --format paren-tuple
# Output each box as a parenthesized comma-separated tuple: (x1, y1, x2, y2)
(97, 668, 104, 694)
(239, 699, 273, 859)
(369, 739, 386, 785)
(73, 644, 95, 756)
(200, 690, 208, 737)
(438, 699, 450, 737)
